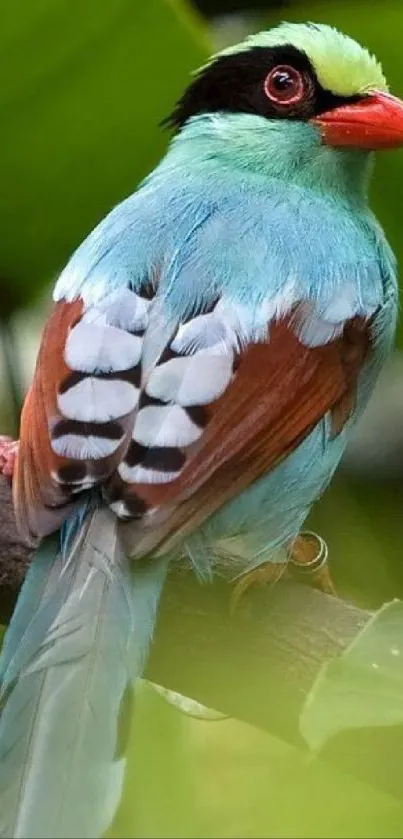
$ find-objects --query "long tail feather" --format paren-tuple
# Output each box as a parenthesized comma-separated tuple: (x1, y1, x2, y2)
(0, 505, 168, 839)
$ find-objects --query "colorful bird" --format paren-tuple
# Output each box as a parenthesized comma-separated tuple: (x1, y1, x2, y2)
(0, 21, 402, 838)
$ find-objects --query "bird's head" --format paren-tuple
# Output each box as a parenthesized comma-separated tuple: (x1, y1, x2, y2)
(167, 23, 403, 192)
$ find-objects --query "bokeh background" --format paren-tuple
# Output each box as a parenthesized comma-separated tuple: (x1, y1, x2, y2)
(2, 1, 403, 836)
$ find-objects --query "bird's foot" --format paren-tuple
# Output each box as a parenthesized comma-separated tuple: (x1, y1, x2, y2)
(231, 560, 290, 613)
(0, 436, 19, 479)
(230, 531, 336, 612)
(289, 531, 336, 596)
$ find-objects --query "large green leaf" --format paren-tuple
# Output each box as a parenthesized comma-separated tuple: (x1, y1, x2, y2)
(300, 599, 403, 750)
(0, 0, 208, 314)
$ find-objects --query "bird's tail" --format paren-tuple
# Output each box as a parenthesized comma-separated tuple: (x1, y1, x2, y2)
(0, 502, 168, 839)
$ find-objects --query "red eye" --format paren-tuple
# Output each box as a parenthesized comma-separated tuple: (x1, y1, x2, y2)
(264, 65, 305, 106)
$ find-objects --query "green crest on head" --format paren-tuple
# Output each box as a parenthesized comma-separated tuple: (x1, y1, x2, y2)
(212, 22, 388, 97)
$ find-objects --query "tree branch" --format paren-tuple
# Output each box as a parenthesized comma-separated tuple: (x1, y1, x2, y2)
(2, 474, 403, 802)
(0, 475, 31, 623)
(148, 571, 369, 744)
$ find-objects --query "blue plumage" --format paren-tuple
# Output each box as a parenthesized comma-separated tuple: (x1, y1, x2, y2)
(58, 116, 393, 324)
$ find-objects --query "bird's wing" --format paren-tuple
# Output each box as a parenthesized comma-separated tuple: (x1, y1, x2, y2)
(104, 293, 372, 557)
(13, 279, 157, 543)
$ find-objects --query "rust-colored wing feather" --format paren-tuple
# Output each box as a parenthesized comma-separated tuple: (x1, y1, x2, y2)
(14, 295, 145, 543)
(14, 301, 84, 542)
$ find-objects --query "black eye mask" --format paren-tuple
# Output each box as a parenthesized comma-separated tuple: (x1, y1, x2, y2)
(166, 44, 361, 132)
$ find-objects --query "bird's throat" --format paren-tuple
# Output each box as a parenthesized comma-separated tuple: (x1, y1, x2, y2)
(167, 114, 374, 207)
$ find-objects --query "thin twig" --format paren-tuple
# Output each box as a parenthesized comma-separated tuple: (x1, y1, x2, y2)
(0, 319, 23, 434)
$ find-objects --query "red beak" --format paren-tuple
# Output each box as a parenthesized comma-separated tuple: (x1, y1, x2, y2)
(313, 91, 403, 150)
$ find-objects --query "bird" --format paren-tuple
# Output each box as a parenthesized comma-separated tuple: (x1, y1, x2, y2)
(0, 20, 402, 839)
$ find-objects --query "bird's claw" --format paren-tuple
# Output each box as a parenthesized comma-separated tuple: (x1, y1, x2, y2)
(230, 560, 290, 614)
(290, 531, 337, 596)
(0, 436, 19, 479)
(230, 530, 336, 613)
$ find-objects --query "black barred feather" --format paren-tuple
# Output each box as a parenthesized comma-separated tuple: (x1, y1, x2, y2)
(105, 298, 240, 517)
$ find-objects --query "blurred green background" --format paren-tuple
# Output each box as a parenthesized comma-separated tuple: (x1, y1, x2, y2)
(2, 1, 403, 836)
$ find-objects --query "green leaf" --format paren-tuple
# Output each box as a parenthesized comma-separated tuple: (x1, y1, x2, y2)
(0, 0, 208, 314)
(300, 599, 403, 750)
